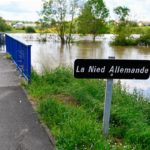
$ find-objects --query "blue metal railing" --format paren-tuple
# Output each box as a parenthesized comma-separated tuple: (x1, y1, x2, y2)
(5, 34, 31, 81)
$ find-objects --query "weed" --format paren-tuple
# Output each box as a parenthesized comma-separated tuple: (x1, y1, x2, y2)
(25, 68, 150, 149)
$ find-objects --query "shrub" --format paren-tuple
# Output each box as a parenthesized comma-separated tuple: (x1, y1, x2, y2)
(111, 34, 137, 46)
(137, 32, 150, 46)
(25, 26, 36, 33)
(0, 17, 12, 32)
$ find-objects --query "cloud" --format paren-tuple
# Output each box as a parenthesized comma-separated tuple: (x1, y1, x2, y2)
(105, 0, 150, 21)
(0, 1, 27, 12)
(0, 0, 42, 21)
(0, 0, 149, 21)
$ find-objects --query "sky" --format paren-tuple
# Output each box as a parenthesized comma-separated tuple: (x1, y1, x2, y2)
(105, 0, 150, 21)
(0, 0, 149, 22)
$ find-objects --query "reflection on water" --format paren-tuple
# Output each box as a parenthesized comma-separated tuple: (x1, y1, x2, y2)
(10, 33, 150, 97)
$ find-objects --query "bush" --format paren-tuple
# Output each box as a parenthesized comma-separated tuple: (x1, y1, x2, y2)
(112, 21, 150, 46)
(25, 26, 36, 33)
(0, 17, 12, 32)
(111, 34, 137, 46)
(137, 32, 150, 46)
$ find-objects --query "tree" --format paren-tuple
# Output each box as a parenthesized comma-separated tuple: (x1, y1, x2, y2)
(40, 0, 79, 44)
(67, 0, 79, 43)
(77, 0, 109, 41)
(0, 17, 11, 32)
(112, 7, 134, 46)
(114, 6, 130, 21)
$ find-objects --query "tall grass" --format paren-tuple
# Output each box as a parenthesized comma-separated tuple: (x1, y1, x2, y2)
(25, 68, 150, 150)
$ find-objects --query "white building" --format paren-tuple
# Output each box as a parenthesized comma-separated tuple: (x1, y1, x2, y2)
(13, 22, 36, 29)
(13, 22, 24, 28)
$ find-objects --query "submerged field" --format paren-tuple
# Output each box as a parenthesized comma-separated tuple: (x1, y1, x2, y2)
(25, 68, 150, 150)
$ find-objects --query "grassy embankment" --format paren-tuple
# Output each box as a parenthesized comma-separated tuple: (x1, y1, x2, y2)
(24, 68, 150, 150)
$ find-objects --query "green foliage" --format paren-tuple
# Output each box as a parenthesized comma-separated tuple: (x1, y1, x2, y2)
(114, 6, 130, 21)
(0, 17, 12, 32)
(40, 0, 79, 44)
(112, 21, 135, 46)
(89, 0, 109, 19)
(25, 26, 36, 33)
(112, 22, 150, 46)
(5, 53, 11, 59)
(40, 0, 67, 44)
(131, 26, 150, 34)
(111, 34, 137, 46)
(38, 99, 109, 150)
(77, 0, 109, 41)
(26, 68, 150, 149)
(137, 31, 150, 46)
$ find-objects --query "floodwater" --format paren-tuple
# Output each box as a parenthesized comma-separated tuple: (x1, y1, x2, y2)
(6, 33, 150, 97)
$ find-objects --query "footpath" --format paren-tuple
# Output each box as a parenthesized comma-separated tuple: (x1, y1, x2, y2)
(0, 53, 54, 150)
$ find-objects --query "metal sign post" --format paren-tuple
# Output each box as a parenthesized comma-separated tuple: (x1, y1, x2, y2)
(102, 56, 115, 137)
(74, 57, 150, 137)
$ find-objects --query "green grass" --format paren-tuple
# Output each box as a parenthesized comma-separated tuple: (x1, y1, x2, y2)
(7, 29, 26, 33)
(25, 68, 150, 150)
(5, 53, 11, 59)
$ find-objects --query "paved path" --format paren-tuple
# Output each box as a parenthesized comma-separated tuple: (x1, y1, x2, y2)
(0, 53, 55, 150)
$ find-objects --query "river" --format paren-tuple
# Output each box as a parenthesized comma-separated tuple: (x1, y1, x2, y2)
(4, 33, 150, 97)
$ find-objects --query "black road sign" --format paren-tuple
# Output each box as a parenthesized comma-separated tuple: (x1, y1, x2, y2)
(74, 59, 150, 79)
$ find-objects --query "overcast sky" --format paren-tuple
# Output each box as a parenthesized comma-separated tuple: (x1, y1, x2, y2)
(0, 0, 149, 21)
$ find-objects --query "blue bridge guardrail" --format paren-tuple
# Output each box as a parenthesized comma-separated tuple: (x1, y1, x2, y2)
(5, 34, 31, 81)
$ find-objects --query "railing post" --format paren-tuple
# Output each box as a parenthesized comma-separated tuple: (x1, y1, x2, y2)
(27, 45, 31, 82)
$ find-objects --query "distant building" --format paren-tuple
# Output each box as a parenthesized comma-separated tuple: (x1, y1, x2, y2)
(24, 23, 36, 28)
(13, 22, 24, 28)
(13, 22, 36, 29)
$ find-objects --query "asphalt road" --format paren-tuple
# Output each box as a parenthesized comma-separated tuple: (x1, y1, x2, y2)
(0, 53, 55, 150)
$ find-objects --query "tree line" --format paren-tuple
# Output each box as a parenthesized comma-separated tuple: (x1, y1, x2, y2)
(0, 0, 138, 45)
(39, 0, 131, 44)
(0, 17, 11, 32)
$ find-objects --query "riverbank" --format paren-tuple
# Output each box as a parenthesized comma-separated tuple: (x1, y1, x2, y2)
(25, 68, 150, 150)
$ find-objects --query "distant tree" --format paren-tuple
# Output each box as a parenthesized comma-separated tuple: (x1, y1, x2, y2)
(114, 6, 130, 21)
(40, 0, 79, 44)
(113, 6, 131, 35)
(67, 0, 79, 43)
(0, 17, 12, 32)
(77, 0, 109, 41)
(112, 7, 134, 46)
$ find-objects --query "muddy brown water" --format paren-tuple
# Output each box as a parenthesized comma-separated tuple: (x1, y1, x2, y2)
(6, 33, 150, 97)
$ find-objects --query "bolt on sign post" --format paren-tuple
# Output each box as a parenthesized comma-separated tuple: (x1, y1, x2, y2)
(74, 57, 150, 137)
